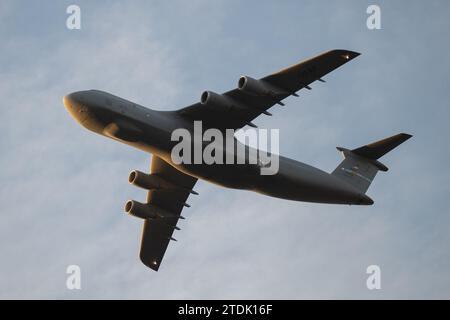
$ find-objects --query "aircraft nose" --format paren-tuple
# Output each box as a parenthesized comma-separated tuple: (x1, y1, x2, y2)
(63, 93, 74, 110)
(63, 92, 82, 111)
(63, 91, 88, 123)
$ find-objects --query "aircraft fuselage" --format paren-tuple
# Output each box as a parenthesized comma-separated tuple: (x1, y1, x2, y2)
(64, 90, 373, 205)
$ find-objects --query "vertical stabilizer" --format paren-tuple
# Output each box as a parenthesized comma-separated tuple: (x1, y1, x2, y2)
(332, 133, 412, 194)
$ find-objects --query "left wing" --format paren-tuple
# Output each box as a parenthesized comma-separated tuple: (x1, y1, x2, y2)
(178, 49, 360, 130)
(138, 156, 197, 271)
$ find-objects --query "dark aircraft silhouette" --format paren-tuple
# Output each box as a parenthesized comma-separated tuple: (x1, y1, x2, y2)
(64, 50, 411, 270)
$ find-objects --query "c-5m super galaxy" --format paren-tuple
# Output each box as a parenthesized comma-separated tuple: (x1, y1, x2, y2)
(64, 50, 411, 271)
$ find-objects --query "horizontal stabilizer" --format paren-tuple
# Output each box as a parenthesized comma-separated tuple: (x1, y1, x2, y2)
(332, 133, 412, 194)
(351, 133, 412, 160)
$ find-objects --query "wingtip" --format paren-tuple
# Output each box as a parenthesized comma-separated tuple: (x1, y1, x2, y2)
(400, 133, 413, 139)
(395, 133, 413, 144)
(330, 49, 361, 59)
(140, 254, 160, 271)
(346, 50, 361, 58)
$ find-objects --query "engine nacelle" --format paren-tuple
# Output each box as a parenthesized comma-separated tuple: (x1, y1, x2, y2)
(125, 200, 175, 220)
(128, 170, 175, 190)
(238, 76, 283, 96)
(125, 200, 159, 219)
(200, 91, 235, 111)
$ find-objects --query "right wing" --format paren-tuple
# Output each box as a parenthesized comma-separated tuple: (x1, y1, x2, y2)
(178, 49, 360, 130)
(139, 156, 197, 271)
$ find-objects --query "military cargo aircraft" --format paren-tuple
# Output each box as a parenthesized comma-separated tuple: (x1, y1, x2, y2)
(64, 50, 411, 270)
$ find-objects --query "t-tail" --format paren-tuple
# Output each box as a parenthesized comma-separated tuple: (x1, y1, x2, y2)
(332, 133, 412, 204)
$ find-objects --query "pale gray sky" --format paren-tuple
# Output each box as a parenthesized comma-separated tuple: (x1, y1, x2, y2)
(1, 0, 449, 299)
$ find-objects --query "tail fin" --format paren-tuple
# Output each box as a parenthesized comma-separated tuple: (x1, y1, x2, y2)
(332, 133, 412, 194)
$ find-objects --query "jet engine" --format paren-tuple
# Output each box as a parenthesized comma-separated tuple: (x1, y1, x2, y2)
(125, 200, 160, 219)
(238, 76, 284, 96)
(200, 90, 238, 111)
(128, 170, 175, 190)
(128, 170, 198, 195)
(125, 200, 176, 220)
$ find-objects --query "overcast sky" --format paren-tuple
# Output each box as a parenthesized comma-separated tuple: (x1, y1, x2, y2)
(1, 0, 449, 299)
